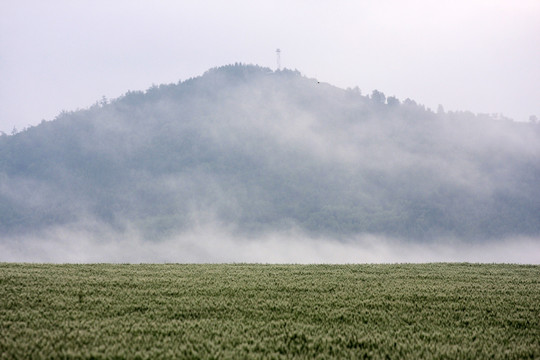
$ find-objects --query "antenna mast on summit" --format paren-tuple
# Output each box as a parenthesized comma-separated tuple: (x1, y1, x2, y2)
(276, 49, 281, 71)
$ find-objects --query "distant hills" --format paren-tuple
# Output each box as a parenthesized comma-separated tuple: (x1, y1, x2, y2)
(1, 64, 539, 243)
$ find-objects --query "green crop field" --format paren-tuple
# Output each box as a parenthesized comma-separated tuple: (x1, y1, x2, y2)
(1, 263, 539, 359)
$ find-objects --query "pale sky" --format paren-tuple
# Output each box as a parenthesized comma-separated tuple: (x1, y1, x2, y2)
(1, 0, 539, 134)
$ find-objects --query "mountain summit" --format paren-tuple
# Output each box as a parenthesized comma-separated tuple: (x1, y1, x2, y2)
(1, 64, 539, 246)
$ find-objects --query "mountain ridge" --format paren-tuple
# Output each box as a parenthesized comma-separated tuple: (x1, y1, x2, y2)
(1, 64, 539, 244)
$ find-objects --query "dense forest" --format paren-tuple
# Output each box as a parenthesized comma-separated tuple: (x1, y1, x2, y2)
(1, 64, 539, 244)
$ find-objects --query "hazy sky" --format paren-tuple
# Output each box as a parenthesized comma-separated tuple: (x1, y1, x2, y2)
(1, 0, 539, 134)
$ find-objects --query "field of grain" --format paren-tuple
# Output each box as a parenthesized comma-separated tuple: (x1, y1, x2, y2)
(1, 263, 539, 359)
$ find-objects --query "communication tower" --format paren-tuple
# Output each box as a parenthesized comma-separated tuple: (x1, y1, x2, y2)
(276, 48, 281, 71)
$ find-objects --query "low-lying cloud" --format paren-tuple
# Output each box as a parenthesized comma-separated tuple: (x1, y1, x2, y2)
(2, 221, 539, 264)
(2, 66, 539, 263)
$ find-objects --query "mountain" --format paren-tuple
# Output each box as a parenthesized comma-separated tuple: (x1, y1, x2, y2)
(1, 64, 540, 245)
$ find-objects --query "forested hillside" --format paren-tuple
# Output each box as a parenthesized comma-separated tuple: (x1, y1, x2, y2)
(1, 64, 539, 243)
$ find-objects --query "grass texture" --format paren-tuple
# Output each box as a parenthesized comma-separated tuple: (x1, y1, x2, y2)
(1, 263, 539, 359)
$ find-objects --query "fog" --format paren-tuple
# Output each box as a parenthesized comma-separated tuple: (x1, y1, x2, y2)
(1, 220, 539, 264)
(1, 65, 539, 263)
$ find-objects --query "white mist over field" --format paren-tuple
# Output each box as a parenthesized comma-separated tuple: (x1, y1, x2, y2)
(2, 221, 539, 264)
(1, 64, 539, 263)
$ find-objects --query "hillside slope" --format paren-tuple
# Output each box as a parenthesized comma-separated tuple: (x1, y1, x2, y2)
(1, 64, 539, 243)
